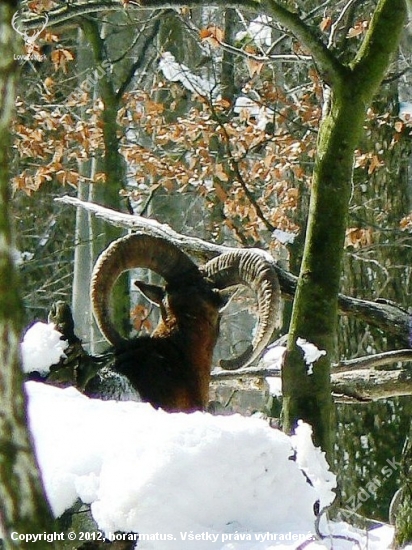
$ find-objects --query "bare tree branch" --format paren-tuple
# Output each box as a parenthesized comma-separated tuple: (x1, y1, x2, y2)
(211, 348, 412, 380)
(333, 349, 412, 373)
(263, 0, 348, 87)
(56, 195, 236, 261)
(330, 368, 412, 401)
(19, 0, 260, 30)
(327, 0, 358, 49)
(212, 350, 412, 401)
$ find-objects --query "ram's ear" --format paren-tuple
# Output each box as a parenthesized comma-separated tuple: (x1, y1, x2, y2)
(217, 286, 240, 312)
(134, 280, 165, 306)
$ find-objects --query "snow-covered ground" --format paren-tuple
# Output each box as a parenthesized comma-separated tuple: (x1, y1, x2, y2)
(21, 323, 399, 549)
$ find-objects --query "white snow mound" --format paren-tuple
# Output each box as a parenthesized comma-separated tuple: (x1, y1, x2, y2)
(21, 322, 68, 375)
(27, 382, 321, 549)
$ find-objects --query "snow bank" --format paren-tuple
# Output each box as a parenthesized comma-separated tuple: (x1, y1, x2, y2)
(27, 382, 322, 548)
(21, 324, 395, 549)
(25, 381, 398, 549)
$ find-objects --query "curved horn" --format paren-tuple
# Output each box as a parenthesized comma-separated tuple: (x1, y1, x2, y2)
(203, 250, 280, 370)
(91, 233, 200, 346)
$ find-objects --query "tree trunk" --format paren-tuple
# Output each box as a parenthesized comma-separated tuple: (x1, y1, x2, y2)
(72, 30, 97, 350)
(279, 0, 407, 453)
(0, 2, 56, 547)
(393, 423, 412, 547)
(221, 8, 237, 104)
(282, 89, 365, 453)
(72, 180, 95, 349)
(79, 20, 130, 348)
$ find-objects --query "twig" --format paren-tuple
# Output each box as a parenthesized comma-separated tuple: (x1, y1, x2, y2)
(327, 0, 358, 49)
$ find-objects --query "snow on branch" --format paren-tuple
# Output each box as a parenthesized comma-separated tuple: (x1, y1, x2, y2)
(57, 195, 239, 263)
(159, 51, 218, 98)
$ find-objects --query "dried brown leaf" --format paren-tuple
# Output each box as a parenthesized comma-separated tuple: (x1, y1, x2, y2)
(199, 26, 224, 48)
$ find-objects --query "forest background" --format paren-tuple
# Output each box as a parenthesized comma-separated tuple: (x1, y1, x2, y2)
(1, 0, 412, 541)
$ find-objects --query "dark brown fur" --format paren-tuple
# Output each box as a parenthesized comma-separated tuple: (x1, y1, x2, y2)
(114, 279, 225, 412)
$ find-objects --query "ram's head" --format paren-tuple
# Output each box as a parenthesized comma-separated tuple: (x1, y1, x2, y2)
(90, 233, 280, 410)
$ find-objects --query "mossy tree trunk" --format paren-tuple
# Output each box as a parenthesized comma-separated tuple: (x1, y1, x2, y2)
(221, 8, 237, 104)
(0, 2, 56, 547)
(393, 423, 412, 547)
(269, 0, 407, 454)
